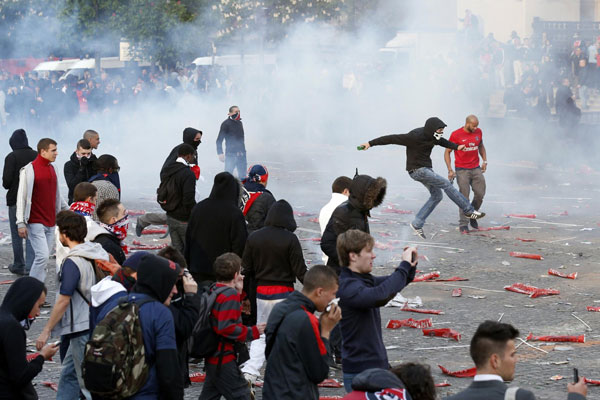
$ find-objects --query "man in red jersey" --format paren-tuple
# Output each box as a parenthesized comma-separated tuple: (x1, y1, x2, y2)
(444, 115, 487, 233)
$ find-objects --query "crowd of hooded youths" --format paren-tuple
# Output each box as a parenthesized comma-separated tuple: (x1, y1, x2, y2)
(0, 106, 592, 400)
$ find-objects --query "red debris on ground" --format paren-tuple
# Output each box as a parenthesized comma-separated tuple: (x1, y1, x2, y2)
(308, 218, 319, 223)
(141, 229, 168, 235)
(587, 306, 600, 312)
(293, 211, 314, 217)
(318, 379, 343, 388)
(189, 372, 206, 382)
(504, 283, 560, 298)
(505, 214, 537, 218)
(378, 232, 393, 237)
(386, 318, 433, 329)
(0, 280, 15, 285)
(374, 242, 393, 250)
(299, 237, 321, 242)
(382, 206, 413, 215)
(423, 328, 461, 341)
(548, 269, 577, 280)
(413, 272, 440, 282)
(41, 381, 58, 392)
(475, 226, 510, 231)
(526, 333, 585, 343)
(509, 252, 543, 260)
(516, 238, 536, 242)
(584, 378, 600, 385)
(428, 277, 469, 282)
(451, 288, 462, 297)
(401, 305, 444, 315)
(130, 244, 168, 251)
(435, 381, 452, 387)
(127, 209, 146, 216)
(438, 365, 476, 378)
(556, 211, 569, 216)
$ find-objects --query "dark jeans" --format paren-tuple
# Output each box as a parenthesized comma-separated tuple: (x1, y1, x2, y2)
(8, 205, 33, 273)
(166, 216, 187, 255)
(199, 361, 251, 400)
(225, 152, 247, 179)
(456, 167, 486, 227)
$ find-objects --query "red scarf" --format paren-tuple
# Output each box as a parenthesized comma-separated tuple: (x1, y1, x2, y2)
(69, 201, 95, 217)
(100, 215, 130, 254)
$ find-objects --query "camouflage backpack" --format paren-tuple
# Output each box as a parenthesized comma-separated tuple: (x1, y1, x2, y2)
(82, 295, 155, 399)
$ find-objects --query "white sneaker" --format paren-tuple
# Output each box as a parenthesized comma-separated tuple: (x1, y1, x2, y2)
(464, 210, 486, 219)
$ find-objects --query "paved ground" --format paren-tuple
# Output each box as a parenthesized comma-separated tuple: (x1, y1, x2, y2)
(1, 119, 600, 399)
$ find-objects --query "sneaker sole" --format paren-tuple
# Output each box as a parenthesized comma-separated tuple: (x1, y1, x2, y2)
(409, 224, 426, 239)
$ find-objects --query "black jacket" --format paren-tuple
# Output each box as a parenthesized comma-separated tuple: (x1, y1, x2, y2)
(321, 175, 386, 272)
(161, 129, 200, 173)
(2, 129, 37, 206)
(92, 232, 126, 265)
(263, 291, 330, 400)
(64, 152, 97, 204)
(242, 200, 307, 287)
(169, 292, 200, 388)
(369, 117, 459, 171)
(184, 172, 247, 282)
(216, 117, 245, 155)
(0, 277, 46, 399)
(243, 181, 276, 234)
(160, 160, 196, 222)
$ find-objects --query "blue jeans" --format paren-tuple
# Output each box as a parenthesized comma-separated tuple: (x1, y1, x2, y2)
(57, 331, 91, 400)
(343, 372, 360, 392)
(409, 167, 474, 229)
(224, 152, 247, 179)
(27, 223, 54, 283)
(8, 205, 33, 272)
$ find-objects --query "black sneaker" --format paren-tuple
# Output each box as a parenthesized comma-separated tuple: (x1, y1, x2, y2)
(469, 218, 479, 230)
(409, 223, 426, 239)
(459, 226, 469, 234)
(135, 217, 144, 237)
(464, 210, 485, 219)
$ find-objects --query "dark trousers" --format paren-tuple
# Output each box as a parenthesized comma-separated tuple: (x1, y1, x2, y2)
(166, 216, 187, 255)
(225, 152, 247, 179)
(199, 361, 251, 400)
(456, 167, 486, 227)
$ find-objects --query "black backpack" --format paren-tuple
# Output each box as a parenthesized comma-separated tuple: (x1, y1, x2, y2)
(188, 286, 231, 359)
(156, 176, 180, 212)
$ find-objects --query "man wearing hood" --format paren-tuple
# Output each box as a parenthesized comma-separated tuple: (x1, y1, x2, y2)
(217, 105, 246, 178)
(2, 129, 37, 275)
(241, 164, 276, 234)
(240, 199, 308, 384)
(161, 126, 202, 173)
(160, 144, 197, 254)
(64, 138, 96, 204)
(129, 254, 184, 399)
(360, 117, 485, 239)
(0, 277, 59, 399)
(185, 172, 247, 286)
(319, 176, 352, 263)
(36, 211, 109, 400)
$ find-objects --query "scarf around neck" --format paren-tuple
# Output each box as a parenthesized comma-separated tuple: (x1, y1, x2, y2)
(70, 201, 95, 217)
(100, 214, 129, 254)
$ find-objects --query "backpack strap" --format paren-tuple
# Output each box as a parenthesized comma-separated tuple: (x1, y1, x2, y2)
(504, 387, 519, 400)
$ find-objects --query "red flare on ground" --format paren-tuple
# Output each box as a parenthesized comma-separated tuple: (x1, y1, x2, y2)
(130, 244, 168, 251)
(427, 277, 469, 282)
(0, 280, 15, 285)
(587, 306, 600, 312)
(293, 211, 314, 217)
(318, 379, 343, 388)
(423, 328, 461, 341)
(435, 381, 452, 387)
(509, 252, 543, 260)
(41, 381, 58, 391)
(504, 283, 560, 298)
(401, 306, 444, 315)
(451, 288, 462, 297)
(141, 229, 167, 235)
(127, 209, 146, 216)
(189, 372, 206, 382)
(386, 318, 433, 329)
(505, 214, 536, 218)
(548, 269, 577, 280)
(413, 272, 440, 282)
(299, 237, 321, 242)
(584, 378, 600, 385)
(475, 226, 510, 231)
(516, 238, 536, 242)
(526, 333, 585, 343)
(438, 365, 476, 378)
(308, 217, 319, 223)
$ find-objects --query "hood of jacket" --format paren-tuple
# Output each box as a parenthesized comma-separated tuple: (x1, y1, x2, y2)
(348, 175, 387, 212)
(183, 127, 201, 149)
(423, 117, 447, 140)
(264, 199, 297, 232)
(91, 276, 127, 307)
(0, 277, 45, 321)
(67, 241, 110, 261)
(268, 291, 316, 328)
(135, 254, 181, 303)
(209, 171, 240, 206)
(351, 368, 407, 392)
(9, 129, 30, 151)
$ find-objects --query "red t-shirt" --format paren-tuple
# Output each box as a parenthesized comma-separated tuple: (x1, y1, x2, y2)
(29, 155, 57, 227)
(449, 127, 483, 169)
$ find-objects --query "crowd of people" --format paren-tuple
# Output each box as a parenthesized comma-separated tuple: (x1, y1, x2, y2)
(0, 104, 592, 400)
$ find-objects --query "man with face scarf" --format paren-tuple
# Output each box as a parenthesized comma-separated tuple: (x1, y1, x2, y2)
(0, 277, 59, 399)
(161, 127, 202, 172)
(216, 105, 246, 178)
(360, 117, 486, 239)
(90, 198, 129, 264)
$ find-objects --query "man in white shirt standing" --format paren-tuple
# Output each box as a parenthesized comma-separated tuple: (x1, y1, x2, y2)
(319, 176, 352, 263)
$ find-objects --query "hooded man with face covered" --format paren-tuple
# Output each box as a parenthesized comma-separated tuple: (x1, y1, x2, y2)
(0, 277, 59, 399)
(360, 117, 486, 239)
(216, 105, 246, 178)
(161, 127, 202, 173)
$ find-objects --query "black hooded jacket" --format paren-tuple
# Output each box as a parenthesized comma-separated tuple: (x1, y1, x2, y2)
(0, 277, 46, 399)
(64, 151, 97, 204)
(321, 175, 387, 272)
(243, 180, 276, 234)
(242, 200, 307, 287)
(368, 117, 459, 171)
(161, 128, 200, 173)
(216, 117, 245, 155)
(184, 172, 247, 282)
(160, 159, 196, 222)
(263, 291, 330, 400)
(2, 129, 37, 206)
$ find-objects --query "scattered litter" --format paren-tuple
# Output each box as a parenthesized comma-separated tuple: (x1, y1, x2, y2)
(0, 280, 15, 285)
(516, 337, 549, 354)
(505, 214, 536, 218)
(504, 283, 560, 298)
(386, 318, 432, 329)
(382, 206, 413, 215)
(550, 375, 564, 381)
(527, 333, 585, 343)
(496, 248, 504, 251)
(587, 306, 600, 311)
(580, 228, 593, 231)
(554, 346, 574, 351)
(581, 242, 592, 245)
(571, 313, 592, 331)
(401, 305, 444, 315)
(41, 382, 58, 392)
(584, 378, 600, 385)
(126, 209, 146, 216)
(516, 238, 536, 242)
(501, 261, 511, 266)
(414, 345, 469, 350)
(423, 328, 461, 341)
(435, 381, 451, 387)
(308, 218, 319, 223)
(189, 372, 206, 383)
(293, 211, 315, 217)
(141, 228, 167, 235)
(385, 293, 422, 308)
(497, 313, 504, 322)
(451, 288, 462, 297)
(509, 252, 543, 260)
(468, 295, 486, 299)
(413, 271, 440, 282)
(548, 269, 577, 280)
(318, 379, 343, 388)
(476, 226, 510, 231)
(438, 365, 476, 378)
(299, 237, 321, 242)
(504, 305, 516, 308)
